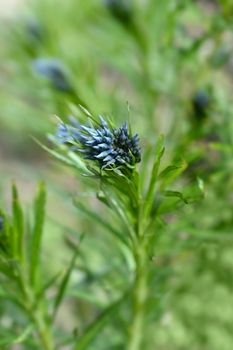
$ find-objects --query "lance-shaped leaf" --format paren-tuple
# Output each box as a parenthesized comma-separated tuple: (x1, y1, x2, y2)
(30, 182, 46, 286)
(158, 159, 187, 190)
(36, 271, 62, 301)
(34, 137, 91, 175)
(73, 291, 128, 350)
(164, 190, 189, 204)
(12, 183, 24, 261)
(144, 135, 165, 221)
(74, 199, 129, 246)
(0, 325, 33, 346)
(52, 237, 83, 321)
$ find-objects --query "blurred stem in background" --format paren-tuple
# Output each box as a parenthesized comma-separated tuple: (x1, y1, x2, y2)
(105, 0, 156, 123)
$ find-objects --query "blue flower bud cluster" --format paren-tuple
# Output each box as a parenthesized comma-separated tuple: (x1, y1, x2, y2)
(55, 116, 141, 169)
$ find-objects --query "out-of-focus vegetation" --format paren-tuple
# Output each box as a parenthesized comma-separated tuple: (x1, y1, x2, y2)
(0, 0, 233, 349)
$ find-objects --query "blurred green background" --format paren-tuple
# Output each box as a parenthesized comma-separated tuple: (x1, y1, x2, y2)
(0, 0, 233, 349)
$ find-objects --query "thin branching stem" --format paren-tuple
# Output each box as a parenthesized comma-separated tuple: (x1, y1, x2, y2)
(127, 182, 148, 350)
(127, 237, 148, 350)
(17, 268, 55, 350)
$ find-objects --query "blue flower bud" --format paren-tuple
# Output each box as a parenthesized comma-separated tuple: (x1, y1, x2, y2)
(26, 18, 44, 44)
(192, 90, 210, 120)
(55, 116, 141, 169)
(33, 58, 72, 92)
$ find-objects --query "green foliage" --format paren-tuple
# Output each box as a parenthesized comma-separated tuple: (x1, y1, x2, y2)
(0, 0, 233, 349)
(0, 183, 81, 350)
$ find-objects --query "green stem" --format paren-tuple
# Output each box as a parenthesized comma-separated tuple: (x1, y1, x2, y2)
(18, 273, 55, 350)
(32, 309, 55, 350)
(127, 241, 148, 350)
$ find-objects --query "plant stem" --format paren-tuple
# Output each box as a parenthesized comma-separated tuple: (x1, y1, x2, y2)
(18, 273, 55, 350)
(127, 240, 148, 350)
(32, 309, 55, 350)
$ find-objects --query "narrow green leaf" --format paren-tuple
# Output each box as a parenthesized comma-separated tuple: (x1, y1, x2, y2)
(78, 104, 95, 122)
(73, 292, 128, 350)
(144, 135, 165, 219)
(12, 183, 24, 261)
(0, 285, 25, 310)
(0, 211, 12, 258)
(34, 137, 91, 174)
(164, 190, 188, 204)
(139, 143, 153, 193)
(159, 164, 180, 179)
(35, 137, 77, 165)
(67, 150, 91, 174)
(33, 138, 88, 174)
(36, 271, 62, 301)
(158, 160, 187, 189)
(52, 236, 84, 320)
(30, 182, 46, 286)
(68, 290, 105, 307)
(74, 200, 129, 246)
(0, 325, 33, 346)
